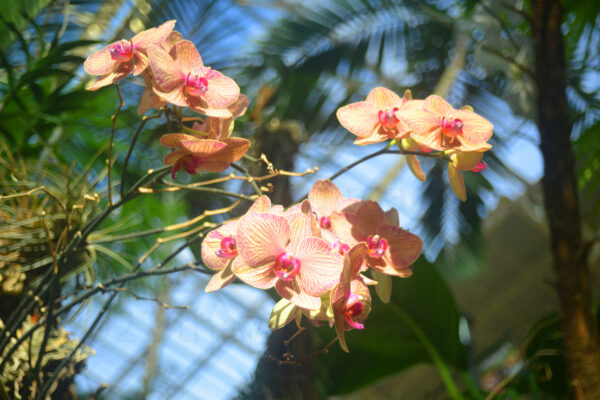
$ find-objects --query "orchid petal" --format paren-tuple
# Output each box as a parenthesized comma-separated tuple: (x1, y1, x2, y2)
(275, 279, 321, 310)
(163, 149, 186, 165)
(407, 154, 426, 181)
(132, 20, 176, 53)
(205, 265, 237, 292)
(237, 213, 289, 267)
(448, 163, 467, 201)
(336, 101, 379, 138)
(450, 150, 484, 171)
(287, 214, 314, 255)
(269, 298, 301, 330)
(197, 67, 240, 109)
(171, 40, 203, 74)
(149, 45, 185, 92)
(295, 237, 343, 297)
(371, 269, 392, 304)
(423, 95, 454, 115)
(84, 46, 118, 75)
(180, 139, 227, 156)
(378, 224, 422, 273)
(384, 208, 399, 226)
(232, 258, 278, 289)
(160, 133, 198, 148)
(308, 179, 343, 218)
(366, 87, 403, 109)
(200, 222, 238, 271)
(454, 110, 494, 148)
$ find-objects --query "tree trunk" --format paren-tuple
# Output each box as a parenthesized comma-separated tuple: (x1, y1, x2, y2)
(531, 0, 600, 397)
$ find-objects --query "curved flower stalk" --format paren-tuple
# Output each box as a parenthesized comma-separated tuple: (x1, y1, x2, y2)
(148, 40, 240, 117)
(160, 133, 250, 179)
(84, 20, 176, 91)
(233, 212, 343, 309)
(336, 87, 421, 145)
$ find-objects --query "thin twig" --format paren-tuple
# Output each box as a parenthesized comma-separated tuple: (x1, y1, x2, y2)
(120, 111, 163, 198)
(231, 163, 262, 195)
(107, 82, 124, 206)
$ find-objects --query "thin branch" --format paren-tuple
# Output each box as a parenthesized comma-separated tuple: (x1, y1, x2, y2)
(231, 163, 262, 195)
(480, 44, 534, 78)
(107, 82, 124, 206)
(120, 111, 163, 198)
(160, 179, 258, 201)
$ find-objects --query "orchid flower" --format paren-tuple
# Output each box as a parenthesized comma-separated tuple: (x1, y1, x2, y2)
(138, 31, 183, 115)
(331, 243, 371, 352)
(201, 196, 274, 292)
(149, 40, 240, 117)
(233, 212, 343, 310)
(84, 20, 176, 91)
(308, 179, 360, 231)
(191, 94, 249, 140)
(399, 95, 493, 152)
(336, 87, 420, 145)
(160, 133, 249, 179)
(330, 201, 422, 277)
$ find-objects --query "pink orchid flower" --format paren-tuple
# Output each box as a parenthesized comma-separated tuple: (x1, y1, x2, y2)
(308, 179, 360, 231)
(160, 133, 249, 179)
(331, 243, 371, 352)
(330, 200, 422, 277)
(84, 20, 176, 91)
(149, 40, 240, 117)
(138, 31, 183, 115)
(233, 212, 343, 310)
(191, 94, 249, 140)
(201, 196, 274, 292)
(336, 87, 420, 145)
(399, 95, 493, 152)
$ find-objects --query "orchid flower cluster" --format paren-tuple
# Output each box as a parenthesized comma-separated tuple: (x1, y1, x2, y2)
(201, 179, 422, 351)
(83, 21, 493, 352)
(337, 87, 493, 201)
(84, 20, 250, 178)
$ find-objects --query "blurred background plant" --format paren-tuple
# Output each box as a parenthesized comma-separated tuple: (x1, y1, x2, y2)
(0, 0, 599, 399)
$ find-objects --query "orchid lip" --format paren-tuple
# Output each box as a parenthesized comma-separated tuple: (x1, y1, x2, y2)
(366, 234, 388, 258)
(109, 40, 133, 62)
(274, 252, 301, 281)
(442, 116, 463, 137)
(215, 235, 238, 259)
(344, 294, 365, 330)
(378, 107, 400, 129)
(319, 216, 331, 230)
(186, 72, 209, 96)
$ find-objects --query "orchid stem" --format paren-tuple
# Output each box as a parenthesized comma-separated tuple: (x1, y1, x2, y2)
(120, 111, 162, 199)
(108, 82, 124, 206)
(231, 163, 262, 195)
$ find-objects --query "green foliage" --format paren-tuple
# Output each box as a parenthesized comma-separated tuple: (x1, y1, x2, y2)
(314, 258, 467, 395)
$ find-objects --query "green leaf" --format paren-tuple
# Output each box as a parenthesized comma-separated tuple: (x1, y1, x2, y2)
(315, 257, 467, 395)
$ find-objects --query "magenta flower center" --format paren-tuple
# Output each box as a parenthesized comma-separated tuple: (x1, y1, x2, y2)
(332, 240, 350, 256)
(216, 235, 238, 259)
(471, 160, 487, 173)
(344, 294, 365, 330)
(186, 73, 209, 96)
(109, 40, 133, 62)
(274, 253, 301, 281)
(366, 234, 388, 258)
(319, 216, 331, 230)
(378, 107, 400, 129)
(441, 116, 463, 137)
